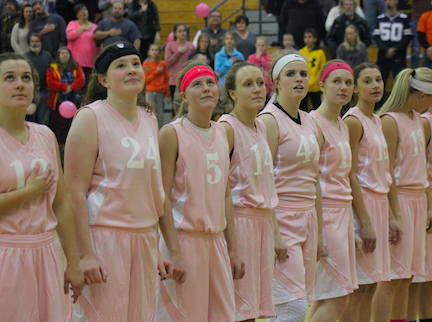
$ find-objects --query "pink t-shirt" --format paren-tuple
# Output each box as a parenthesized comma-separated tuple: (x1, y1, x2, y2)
(383, 111, 428, 190)
(343, 107, 392, 194)
(83, 100, 164, 230)
(422, 112, 432, 182)
(218, 114, 278, 210)
(259, 104, 320, 203)
(168, 118, 229, 234)
(310, 111, 353, 202)
(164, 41, 194, 86)
(0, 123, 58, 235)
(66, 20, 97, 68)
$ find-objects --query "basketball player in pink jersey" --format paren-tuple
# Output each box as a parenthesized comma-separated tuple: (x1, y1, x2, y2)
(308, 60, 358, 322)
(258, 50, 326, 322)
(0, 52, 84, 321)
(340, 63, 402, 322)
(65, 43, 181, 322)
(219, 62, 286, 322)
(154, 61, 244, 322)
(407, 110, 432, 322)
(377, 67, 432, 322)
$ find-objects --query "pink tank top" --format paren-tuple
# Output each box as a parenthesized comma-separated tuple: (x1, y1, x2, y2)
(168, 118, 230, 234)
(259, 104, 320, 203)
(0, 123, 58, 235)
(218, 114, 278, 210)
(310, 111, 353, 203)
(422, 112, 432, 183)
(383, 111, 428, 190)
(83, 100, 164, 230)
(343, 107, 392, 194)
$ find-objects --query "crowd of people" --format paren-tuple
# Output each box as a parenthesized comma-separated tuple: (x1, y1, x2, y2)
(1, 0, 432, 322)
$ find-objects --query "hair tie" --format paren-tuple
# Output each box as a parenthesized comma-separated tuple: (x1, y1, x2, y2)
(95, 42, 143, 74)
(320, 62, 354, 83)
(180, 66, 218, 92)
(411, 70, 416, 77)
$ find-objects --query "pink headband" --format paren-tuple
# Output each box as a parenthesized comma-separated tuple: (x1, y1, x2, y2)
(320, 62, 354, 83)
(180, 66, 218, 92)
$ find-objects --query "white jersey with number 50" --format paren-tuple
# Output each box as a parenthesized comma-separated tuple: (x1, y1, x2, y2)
(168, 118, 230, 234)
(259, 104, 320, 203)
(84, 100, 165, 230)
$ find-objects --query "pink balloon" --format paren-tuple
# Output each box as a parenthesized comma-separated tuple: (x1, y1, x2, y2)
(59, 101, 77, 118)
(196, 3, 210, 18)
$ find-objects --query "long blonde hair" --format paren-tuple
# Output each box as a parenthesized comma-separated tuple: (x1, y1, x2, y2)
(377, 67, 432, 116)
(174, 60, 216, 120)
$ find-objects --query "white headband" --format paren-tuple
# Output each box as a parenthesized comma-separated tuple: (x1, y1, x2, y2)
(265, 54, 307, 107)
(272, 54, 307, 80)
(410, 76, 432, 95)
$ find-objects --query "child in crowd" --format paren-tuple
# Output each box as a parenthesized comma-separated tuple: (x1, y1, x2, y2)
(247, 37, 273, 100)
(143, 44, 170, 128)
(215, 31, 245, 88)
(336, 24, 369, 69)
(282, 33, 295, 50)
(299, 28, 326, 111)
(189, 33, 214, 69)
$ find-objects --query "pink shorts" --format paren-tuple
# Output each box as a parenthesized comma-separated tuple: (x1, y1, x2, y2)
(425, 234, 432, 281)
(390, 189, 427, 279)
(155, 231, 235, 322)
(313, 203, 358, 300)
(232, 207, 275, 321)
(354, 190, 391, 284)
(0, 231, 71, 322)
(272, 200, 318, 303)
(73, 226, 158, 322)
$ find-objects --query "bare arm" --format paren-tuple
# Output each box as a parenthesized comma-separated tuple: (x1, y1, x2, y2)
(51, 136, 85, 303)
(422, 117, 432, 234)
(133, 38, 141, 50)
(257, 113, 279, 160)
(64, 108, 107, 285)
(344, 115, 376, 252)
(157, 126, 186, 284)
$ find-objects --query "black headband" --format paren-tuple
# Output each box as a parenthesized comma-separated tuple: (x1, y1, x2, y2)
(95, 42, 143, 74)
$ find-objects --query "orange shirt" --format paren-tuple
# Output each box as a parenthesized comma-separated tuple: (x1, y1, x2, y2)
(418, 10, 432, 46)
(142, 60, 170, 96)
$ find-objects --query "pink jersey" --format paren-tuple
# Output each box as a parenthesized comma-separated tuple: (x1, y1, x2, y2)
(83, 100, 164, 230)
(168, 118, 230, 234)
(310, 111, 352, 202)
(259, 104, 320, 203)
(0, 123, 58, 235)
(218, 115, 278, 210)
(383, 111, 428, 190)
(423, 112, 432, 182)
(343, 108, 392, 194)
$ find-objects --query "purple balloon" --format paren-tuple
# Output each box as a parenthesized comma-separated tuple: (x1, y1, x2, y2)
(59, 101, 77, 119)
(196, 3, 210, 18)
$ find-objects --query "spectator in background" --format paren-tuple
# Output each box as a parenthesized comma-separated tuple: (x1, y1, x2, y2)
(47, 46, 85, 148)
(143, 43, 169, 128)
(127, 0, 161, 60)
(193, 10, 227, 54)
(247, 36, 273, 99)
(234, 14, 256, 60)
(336, 24, 369, 67)
(373, 0, 412, 88)
(11, 2, 32, 54)
(282, 32, 296, 49)
(55, 0, 98, 24)
(215, 31, 244, 88)
(66, 4, 97, 90)
(189, 33, 214, 68)
(417, 2, 432, 68)
(28, 1, 66, 58)
(165, 22, 194, 105)
(325, 0, 365, 31)
(93, 1, 141, 49)
(363, 0, 386, 37)
(326, 0, 370, 57)
(280, 0, 325, 48)
(1, 0, 20, 53)
(98, 0, 115, 20)
(25, 33, 52, 125)
(410, 0, 430, 68)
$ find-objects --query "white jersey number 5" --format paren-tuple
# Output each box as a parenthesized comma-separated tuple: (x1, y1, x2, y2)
(206, 153, 222, 184)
